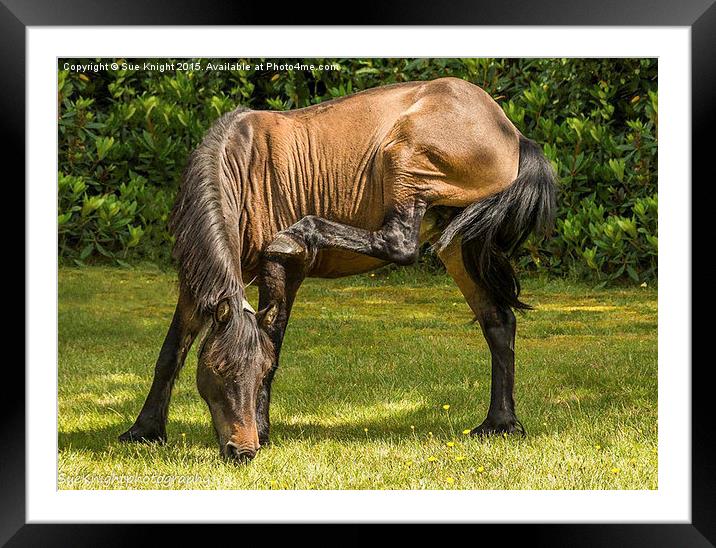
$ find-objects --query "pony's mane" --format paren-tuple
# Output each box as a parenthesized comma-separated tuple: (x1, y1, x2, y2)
(170, 106, 272, 375)
(170, 107, 248, 313)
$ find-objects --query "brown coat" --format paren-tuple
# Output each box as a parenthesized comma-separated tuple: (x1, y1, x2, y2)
(218, 77, 520, 279)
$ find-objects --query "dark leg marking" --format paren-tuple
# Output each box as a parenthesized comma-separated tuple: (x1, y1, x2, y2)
(119, 291, 202, 443)
(255, 253, 305, 446)
(471, 305, 525, 437)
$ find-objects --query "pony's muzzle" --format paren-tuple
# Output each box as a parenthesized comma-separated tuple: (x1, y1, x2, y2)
(224, 441, 258, 463)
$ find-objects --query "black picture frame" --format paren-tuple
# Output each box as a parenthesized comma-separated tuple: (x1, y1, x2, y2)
(9, 0, 706, 544)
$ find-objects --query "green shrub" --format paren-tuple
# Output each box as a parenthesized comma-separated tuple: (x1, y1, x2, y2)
(58, 58, 657, 283)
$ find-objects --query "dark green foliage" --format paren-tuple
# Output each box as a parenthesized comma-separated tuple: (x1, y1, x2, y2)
(58, 58, 657, 283)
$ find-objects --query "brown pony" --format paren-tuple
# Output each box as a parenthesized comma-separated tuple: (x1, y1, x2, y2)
(119, 77, 557, 462)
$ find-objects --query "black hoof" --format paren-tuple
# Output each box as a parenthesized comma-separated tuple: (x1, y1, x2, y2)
(265, 233, 306, 259)
(118, 424, 167, 444)
(470, 417, 526, 438)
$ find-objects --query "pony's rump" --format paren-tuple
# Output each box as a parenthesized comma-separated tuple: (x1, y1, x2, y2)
(436, 135, 558, 310)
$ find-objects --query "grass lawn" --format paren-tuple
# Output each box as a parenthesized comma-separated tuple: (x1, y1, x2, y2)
(58, 265, 657, 490)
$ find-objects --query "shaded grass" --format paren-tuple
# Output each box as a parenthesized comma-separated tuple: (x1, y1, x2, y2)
(58, 266, 657, 490)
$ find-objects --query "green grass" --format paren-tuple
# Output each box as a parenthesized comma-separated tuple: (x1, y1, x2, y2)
(58, 266, 657, 490)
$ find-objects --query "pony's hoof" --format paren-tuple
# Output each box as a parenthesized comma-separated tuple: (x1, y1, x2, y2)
(265, 233, 306, 259)
(118, 424, 167, 444)
(470, 417, 526, 438)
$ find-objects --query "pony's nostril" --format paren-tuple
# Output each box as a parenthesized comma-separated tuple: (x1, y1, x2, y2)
(224, 442, 257, 463)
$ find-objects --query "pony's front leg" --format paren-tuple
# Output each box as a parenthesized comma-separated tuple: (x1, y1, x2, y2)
(265, 201, 427, 266)
(254, 251, 305, 446)
(119, 288, 203, 443)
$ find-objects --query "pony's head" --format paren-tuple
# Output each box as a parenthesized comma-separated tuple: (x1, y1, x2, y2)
(196, 297, 274, 462)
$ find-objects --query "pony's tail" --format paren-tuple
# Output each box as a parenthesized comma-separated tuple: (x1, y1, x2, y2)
(435, 135, 557, 310)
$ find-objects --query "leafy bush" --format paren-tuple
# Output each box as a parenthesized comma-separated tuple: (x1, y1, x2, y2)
(58, 58, 657, 283)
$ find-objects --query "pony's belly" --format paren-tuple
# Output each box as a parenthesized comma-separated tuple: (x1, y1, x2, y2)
(308, 250, 388, 278)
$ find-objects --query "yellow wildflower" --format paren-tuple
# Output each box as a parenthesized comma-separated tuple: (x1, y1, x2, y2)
(477, 466, 485, 473)
(446, 477, 455, 485)
(446, 441, 455, 448)
(442, 404, 450, 410)
(427, 456, 437, 462)
(462, 429, 471, 435)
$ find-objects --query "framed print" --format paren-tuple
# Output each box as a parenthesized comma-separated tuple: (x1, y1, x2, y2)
(11, 0, 708, 544)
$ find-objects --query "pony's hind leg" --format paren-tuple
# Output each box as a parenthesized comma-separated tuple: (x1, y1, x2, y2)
(254, 252, 306, 446)
(265, 200, 427, 267)
(119, 288, 203, 443)
(435, 238, 525, 437)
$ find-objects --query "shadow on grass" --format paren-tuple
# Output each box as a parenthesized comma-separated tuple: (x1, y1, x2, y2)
(57, 373, 490, 453)
(59, 418, 535, 461)
(270, 415, 476, 444)
(58, 420, 214, 452)
(57, 369, 643, 461)
(59, 396, 543, 459)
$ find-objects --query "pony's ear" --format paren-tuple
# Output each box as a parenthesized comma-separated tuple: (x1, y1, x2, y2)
(214, 299, 232, 323)
(256, 302, 279, 328)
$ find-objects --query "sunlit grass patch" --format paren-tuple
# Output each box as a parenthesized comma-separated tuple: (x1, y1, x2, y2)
(58, 266, 657, 490)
